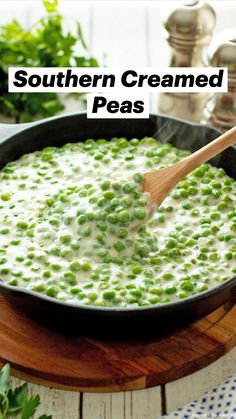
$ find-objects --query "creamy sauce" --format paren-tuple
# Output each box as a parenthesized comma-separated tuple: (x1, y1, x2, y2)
(0, 137, 236, 307)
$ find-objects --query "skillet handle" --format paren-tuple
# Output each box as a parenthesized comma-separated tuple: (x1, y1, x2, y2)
(0, 122, 35, 143)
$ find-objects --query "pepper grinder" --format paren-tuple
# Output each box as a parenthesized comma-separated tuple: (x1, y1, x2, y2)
(159, 0, 216, 122)
(202, 29, 236, 131)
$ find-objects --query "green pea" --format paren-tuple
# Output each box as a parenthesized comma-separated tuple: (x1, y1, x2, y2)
(1, 192, 11, 201)
(96, 221, 107, 231)
(60, 194, 69, 202)
(210, 212, 220, 220)
(46, 286, 58, 297)
(0, 228, 10, 235)
(213, 191, 221, 199)
(118, 210, 131, 224)
(180, 189, 188, 198)
(231, 223, 236, 232)
(163, 272, 174, 280)
(77, 214, 87, 224)
(88, 292, 98, 301)
(165, 286, 177, 294)
(188, 186, 198, 195)
(129, 289, 142, 297)
(134, 208, 146, 220)
(8, 279, 18, 286)
(32, 283, 46, 292)
(43, 270, 52, 278)
(202, 186, 212, 195)
(182, 201, 192, 210)
(103, 290, 116, 300)
(64, 215, 73, 225)
(132, 266, 142, 275)
(217, 202, 227, 211)
(103, 191, 115, 200)
(194, 167, 205, 177)
(117, 228, 128, 239)
(0, 268, 9, 274)
(157, 214, 165, 223)
(225, 252, 233, 260)
(165, 239, 177, 249)
(171, 190, 181, 200)
(96, 233, 106, 244)
(94, 153, 103, 160)
(119, 138, 129, 148)
(97, 197, 106, 207)
(60, 234, 71, 244)
(98, 249, 109, 258)
(16, 221, 28, 229)
(101, 180, 110, 190)
(122, 183, 134, 194)
(137, 198, 148, 207)
(107, 214, 118, 224)
(16, 256, 24, 262)
(94, 210, 106, 221)
(46, 198, 55, 207)
(149, 297, 160, 304)
(112, 182, 121, 191)
(121, 197, 133, 208)
(71, 241, 81, 250)
(109, 198, 120, 209)
(64, 271, 77, 285)
(83, 227, 92, 237)
(210, 253, 220, 261)
(135, 244, 149, 257)
(70, 261, 80, 271)
(198, 284, 209, 292)
(70, 286, 81, 294)
(51, 263, 62, 271)
(181, 281, 194, 292)
(149, 287, 163, 296)
(133, 173, 144, 183)
(150, 257, 161, 265)
(197, 253, 208, 261)
(113, 241, 125, 252)
(49, 218, 60, 226)
(81, 262, 91, 271)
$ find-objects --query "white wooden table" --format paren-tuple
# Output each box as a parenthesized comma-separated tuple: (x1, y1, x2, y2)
(1, 1, 236, 417)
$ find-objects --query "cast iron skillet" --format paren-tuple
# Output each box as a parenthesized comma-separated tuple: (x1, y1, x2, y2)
(0, 112, 236, 336)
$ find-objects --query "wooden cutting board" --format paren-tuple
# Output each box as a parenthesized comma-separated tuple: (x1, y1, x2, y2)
(0, 294, 236, 392)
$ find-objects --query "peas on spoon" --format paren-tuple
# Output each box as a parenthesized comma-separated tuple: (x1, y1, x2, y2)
(142, 125, 236, 211)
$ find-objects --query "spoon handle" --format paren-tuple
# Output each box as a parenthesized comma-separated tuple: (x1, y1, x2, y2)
(174, 125, 236, 180)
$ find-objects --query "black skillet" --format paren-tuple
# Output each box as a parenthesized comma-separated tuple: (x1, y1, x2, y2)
(0, 112, 235, 336)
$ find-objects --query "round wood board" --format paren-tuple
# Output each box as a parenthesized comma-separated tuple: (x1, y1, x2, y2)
(1, 295, 236, 393)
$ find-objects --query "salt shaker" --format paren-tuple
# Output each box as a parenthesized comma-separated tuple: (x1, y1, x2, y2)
(159, 0, 216, 122)
(202, 29, 236, 131)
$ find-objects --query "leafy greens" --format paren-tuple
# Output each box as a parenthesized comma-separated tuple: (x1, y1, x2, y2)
(0, 0, 98, 122)
(0, 364, 52, 418)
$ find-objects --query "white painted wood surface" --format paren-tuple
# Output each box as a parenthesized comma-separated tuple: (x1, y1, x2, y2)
(1, 1, 236, 418)
(82, 387, 162, 419)
(165, 346, 236, 413)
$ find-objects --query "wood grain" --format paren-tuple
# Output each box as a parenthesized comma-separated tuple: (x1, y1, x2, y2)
(0, 295, 236, 393)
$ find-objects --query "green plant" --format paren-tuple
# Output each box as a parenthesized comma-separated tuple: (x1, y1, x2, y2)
(0, 364, 52, 418)
(0, 0, 98, 122)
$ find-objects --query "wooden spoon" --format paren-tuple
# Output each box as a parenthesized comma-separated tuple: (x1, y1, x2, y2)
(142, 125, 236, 210)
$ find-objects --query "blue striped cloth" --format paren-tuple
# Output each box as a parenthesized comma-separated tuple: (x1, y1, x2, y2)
(162, 376, 236, 418)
